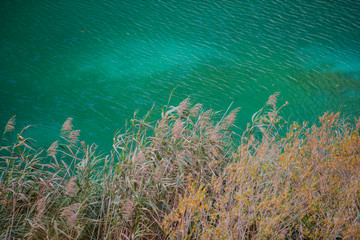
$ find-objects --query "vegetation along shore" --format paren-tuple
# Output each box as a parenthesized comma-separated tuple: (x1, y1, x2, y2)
(1, 93, 360, 239)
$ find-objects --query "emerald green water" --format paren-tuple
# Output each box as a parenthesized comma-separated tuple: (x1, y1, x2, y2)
(1, 0, 360, 149)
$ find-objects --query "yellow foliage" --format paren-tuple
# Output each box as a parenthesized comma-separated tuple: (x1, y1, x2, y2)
(162, 112, 360, 239)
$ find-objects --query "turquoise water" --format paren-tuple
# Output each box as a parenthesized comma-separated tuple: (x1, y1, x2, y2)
(1, 0, 360, 149)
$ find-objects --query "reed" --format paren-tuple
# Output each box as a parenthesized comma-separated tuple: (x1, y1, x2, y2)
(0, 94, 359, 239)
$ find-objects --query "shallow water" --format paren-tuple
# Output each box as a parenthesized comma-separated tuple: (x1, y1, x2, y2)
(1, 0, 360, 149)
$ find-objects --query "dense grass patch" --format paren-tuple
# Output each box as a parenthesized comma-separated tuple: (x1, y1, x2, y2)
(1, 94, 359, 239)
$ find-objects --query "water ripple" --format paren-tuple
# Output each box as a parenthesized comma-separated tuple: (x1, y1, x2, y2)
(0, 0, 359, 148)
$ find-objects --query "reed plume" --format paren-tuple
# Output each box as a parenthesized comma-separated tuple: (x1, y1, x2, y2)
(35, 197, 47, 220)
(68, 129, 80, 144)
(62, 203, 80, 228)
(177, 98, 190, 116)
(172, 118, 183, 139)
(266, 92, 280, 109)
(61, 117, 73, 132)
(3, 115, 15, 134)
(65, 177, 78, 196)
(226, 107, 240, 124)
(47, 140, 58, 157)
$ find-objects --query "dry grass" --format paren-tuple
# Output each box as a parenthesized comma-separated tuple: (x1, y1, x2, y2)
(0, 94, 359, 239)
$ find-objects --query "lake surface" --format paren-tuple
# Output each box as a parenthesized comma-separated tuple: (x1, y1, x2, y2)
(1, 0, 360, 149)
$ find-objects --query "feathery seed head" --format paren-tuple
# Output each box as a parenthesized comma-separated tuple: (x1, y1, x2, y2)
(224, 107, 241, 126)
(36, 197, 47, 219)
(177, 98, 190, 116)
(47, 141, 58, 157)
(133, 150, 145, 164)
(62, 203, 80, 227)
(190, 103, 202, 117)
(266, 92, 280, 109)
(69, 130, 80, 144)
(158, 118, 168, 130)
(123, 198, 134, 221)
(200, 110, 212, 129)
(61, 117, 73, 132)
(65, 178, 78, 196)
(172, 119, 183, 139)
(4, 115, 16, 134)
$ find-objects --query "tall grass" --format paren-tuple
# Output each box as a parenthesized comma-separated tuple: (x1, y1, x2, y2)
(0, 94, 359, 239)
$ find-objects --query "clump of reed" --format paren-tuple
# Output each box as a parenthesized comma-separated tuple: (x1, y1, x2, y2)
(0, 94, 359, 239)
